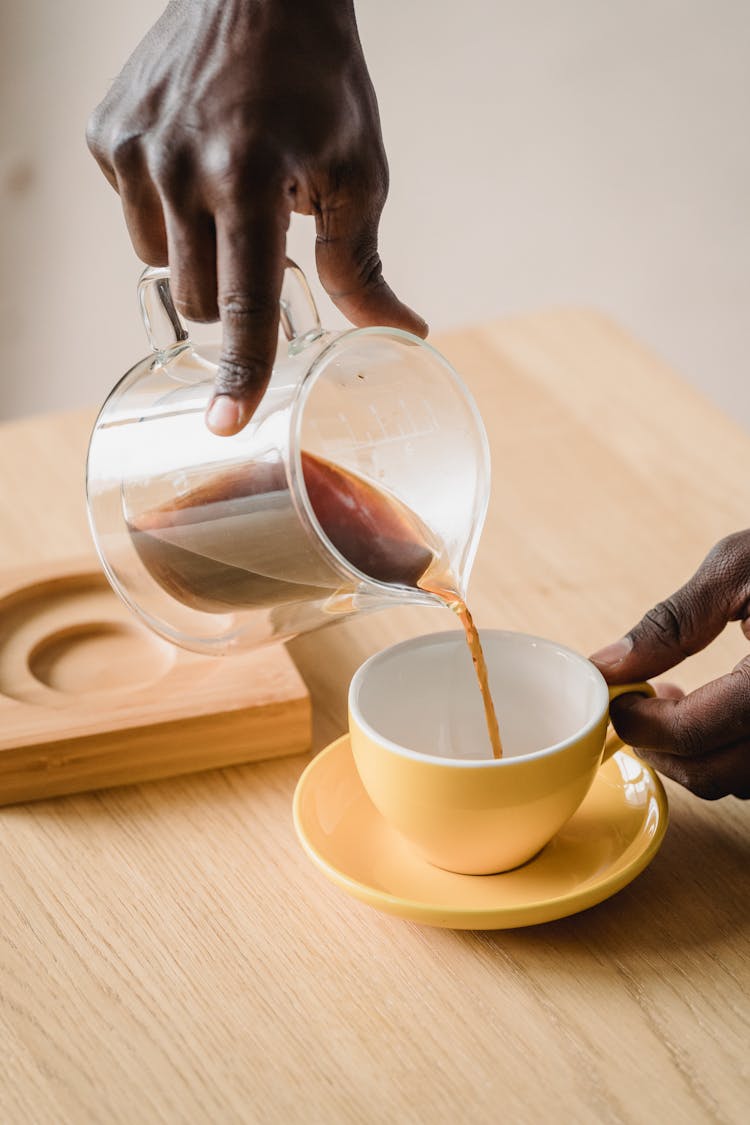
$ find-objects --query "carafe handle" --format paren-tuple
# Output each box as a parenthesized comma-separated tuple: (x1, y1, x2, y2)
(137, 260, 323, 355)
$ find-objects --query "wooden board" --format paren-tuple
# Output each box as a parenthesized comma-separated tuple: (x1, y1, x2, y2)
(0, 555, 311, 804)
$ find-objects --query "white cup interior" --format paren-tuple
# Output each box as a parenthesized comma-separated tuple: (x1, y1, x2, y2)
(350, 630, 609, 762)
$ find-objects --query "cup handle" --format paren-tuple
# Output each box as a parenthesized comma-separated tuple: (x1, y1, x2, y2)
(137, 258, 322, 356)
(602, 682, 656, 762)
(138, 267, 189, 354)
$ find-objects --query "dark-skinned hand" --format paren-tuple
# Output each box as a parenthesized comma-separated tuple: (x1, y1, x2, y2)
(87, 0, 426, 435)
(591, 531, 750, 800)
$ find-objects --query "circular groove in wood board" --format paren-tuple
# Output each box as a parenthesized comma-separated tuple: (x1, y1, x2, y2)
(0, 573, 175, 706)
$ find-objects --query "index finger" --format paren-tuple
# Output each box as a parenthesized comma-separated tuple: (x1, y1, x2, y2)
(610, 658, 750, 757)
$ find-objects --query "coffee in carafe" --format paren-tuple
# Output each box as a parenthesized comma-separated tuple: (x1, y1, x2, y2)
(130, 452, 503, 758)
(87, 261, 492, 716)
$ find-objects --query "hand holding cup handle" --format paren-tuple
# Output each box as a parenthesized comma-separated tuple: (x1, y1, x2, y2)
(592, 531, 750, 800)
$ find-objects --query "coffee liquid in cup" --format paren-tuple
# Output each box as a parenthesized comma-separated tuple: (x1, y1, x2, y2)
(129, 452, 504, 758)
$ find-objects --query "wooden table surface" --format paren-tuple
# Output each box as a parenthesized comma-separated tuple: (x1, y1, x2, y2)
(1, 310, 748, 1124)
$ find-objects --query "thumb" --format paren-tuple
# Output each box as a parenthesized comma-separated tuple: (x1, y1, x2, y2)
(591, 534, 750, 683)
(315, 200, 427, 338)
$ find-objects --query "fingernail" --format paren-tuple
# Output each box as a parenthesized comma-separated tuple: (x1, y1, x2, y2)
(590, 636, 633, 668)
(206, 395, 243, 436)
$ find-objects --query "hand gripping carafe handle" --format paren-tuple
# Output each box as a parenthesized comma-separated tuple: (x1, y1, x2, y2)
(137, 259, 324, 355)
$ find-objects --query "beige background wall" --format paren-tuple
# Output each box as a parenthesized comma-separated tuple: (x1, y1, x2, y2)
(1, 1, 748, 426)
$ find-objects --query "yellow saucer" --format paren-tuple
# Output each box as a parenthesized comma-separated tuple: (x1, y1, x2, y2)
(293, 736, 668, 929)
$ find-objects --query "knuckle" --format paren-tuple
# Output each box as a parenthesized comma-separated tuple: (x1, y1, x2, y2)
(370, 164, 389, 209)
(710, 529, 750, 566)
(334, 149, 388, 204)
(355, 234, 384, 275)
(683, 766, 727, 802)
(723, 662, 750, 739)
(85, 105, 110, 160)
(318, 230, 384, 299)
(111, 132, 145, 176)
(349, 240, 384, 294)
(146, 138, 191, 198)
(132, 235, 167, 269)
(668, 709, 705, 759)
(731, 658, 750, 690)
(705, 531, 750, 609)
(216, 353, 268, 395)
(204, 135, 283, 199)
(347, 165, 388, 214)
(641, 597, 690, 651)
(219, 292, 279, 323)
(202, 139, 237, 193)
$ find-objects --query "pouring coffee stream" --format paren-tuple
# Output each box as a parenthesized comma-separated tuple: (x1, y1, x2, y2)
(419, 586, 504, 761)
(130, 452, 504, 760)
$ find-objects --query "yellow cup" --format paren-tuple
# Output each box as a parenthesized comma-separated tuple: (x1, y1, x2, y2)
(348, 630, 653, 875)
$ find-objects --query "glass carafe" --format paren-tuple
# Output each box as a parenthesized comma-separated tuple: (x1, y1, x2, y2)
(86, 263, 490, 654)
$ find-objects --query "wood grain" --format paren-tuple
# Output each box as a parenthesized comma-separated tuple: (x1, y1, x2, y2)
(0, 312, 748, 1124)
